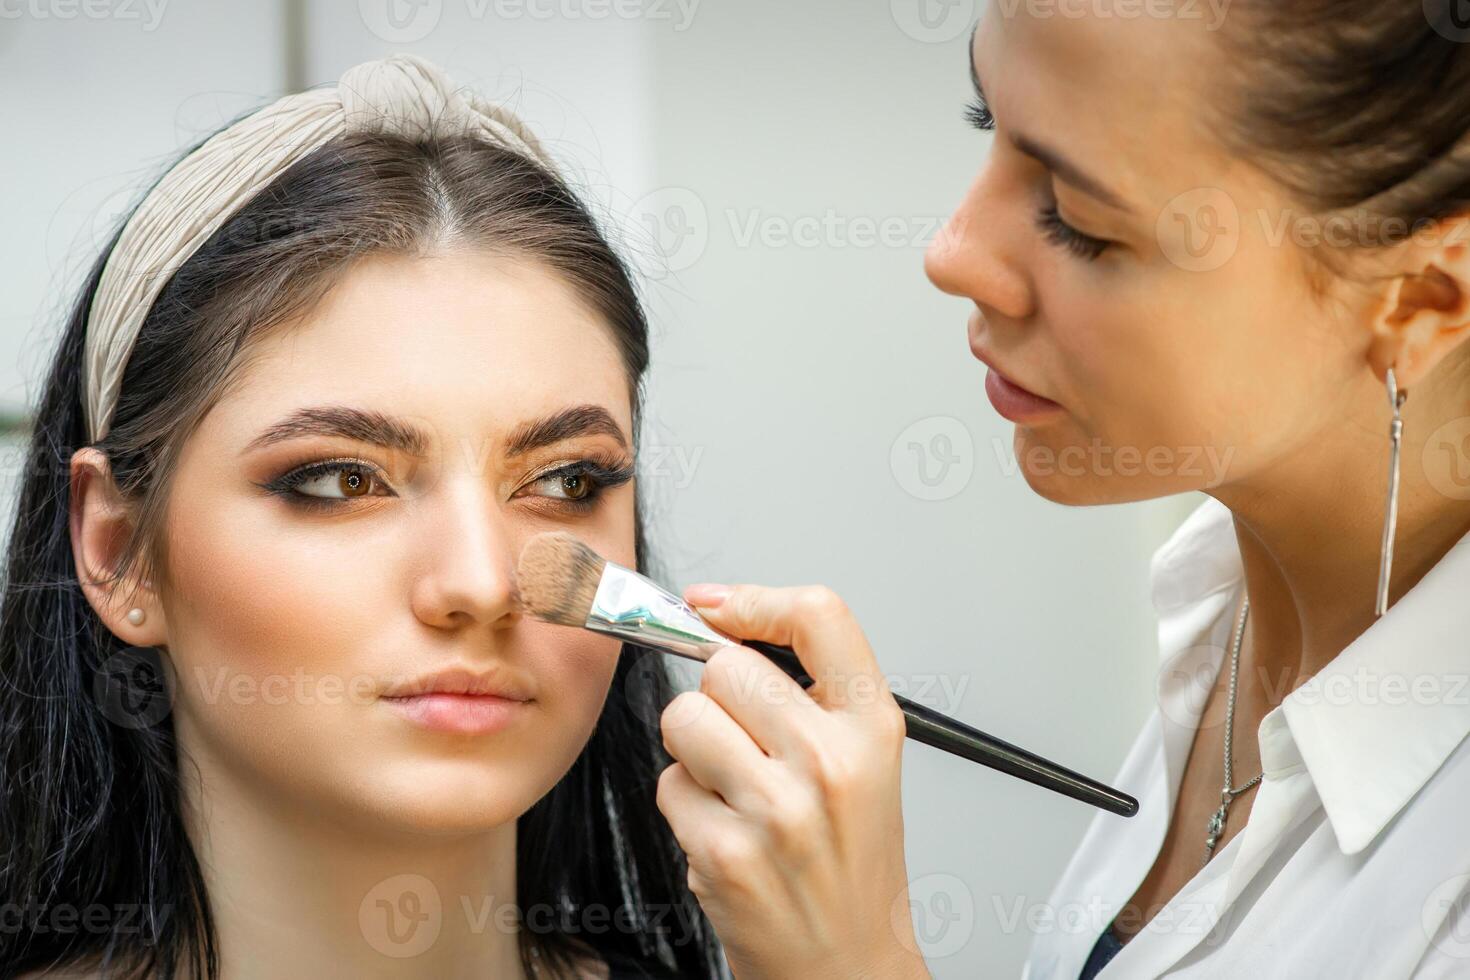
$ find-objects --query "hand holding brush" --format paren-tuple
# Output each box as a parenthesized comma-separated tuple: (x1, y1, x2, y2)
(515, 531, 1137, 817)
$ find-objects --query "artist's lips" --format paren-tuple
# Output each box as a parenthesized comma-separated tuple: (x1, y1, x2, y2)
(968, 334, 1066, 423)
(380, 666, 534, 736)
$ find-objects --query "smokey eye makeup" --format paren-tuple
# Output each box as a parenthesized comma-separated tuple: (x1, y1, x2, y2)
(254, 451, 635, 517)
(510, 456, 635, 514)
(255, 456, 395, 513)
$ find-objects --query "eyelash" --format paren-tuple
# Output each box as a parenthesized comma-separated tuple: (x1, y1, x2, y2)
(963, 96, 995, 132)
(258, 456, 635, 515)
(965, 96, 1113, 262)
(1035, 204, 1112, 261)
(257, 458, 394, 514)
(520, 459, 635, 514)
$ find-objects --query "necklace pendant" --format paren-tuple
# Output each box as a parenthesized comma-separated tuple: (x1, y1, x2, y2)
(1205, 802, 1227, 852)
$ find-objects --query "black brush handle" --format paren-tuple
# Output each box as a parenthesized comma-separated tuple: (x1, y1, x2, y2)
(742, 639, 1138, 818)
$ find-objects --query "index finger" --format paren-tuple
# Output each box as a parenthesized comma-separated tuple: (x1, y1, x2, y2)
(685, 583, 892, 714)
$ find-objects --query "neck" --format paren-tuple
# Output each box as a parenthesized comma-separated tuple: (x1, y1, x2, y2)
(177, 741, 527, 980)
(1211, 368, 1470, 717)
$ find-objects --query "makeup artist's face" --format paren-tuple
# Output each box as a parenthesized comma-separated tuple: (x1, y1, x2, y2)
(925, 5, 1371, 504)
(155, 250, 636, 834)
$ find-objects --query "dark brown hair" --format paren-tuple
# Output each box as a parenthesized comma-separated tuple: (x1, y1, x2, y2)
(1214, 0, 1470, 284)
(0, 125, 724, 979)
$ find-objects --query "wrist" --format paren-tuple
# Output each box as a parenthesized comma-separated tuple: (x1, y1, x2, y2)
(846, 941, 931, 980)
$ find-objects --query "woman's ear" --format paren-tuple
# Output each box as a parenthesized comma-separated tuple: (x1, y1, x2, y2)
(69, 447, 167, 647)
(1365, 216, 1470, 387)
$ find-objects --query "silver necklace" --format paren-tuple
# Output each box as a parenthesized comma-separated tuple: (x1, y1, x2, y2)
(1203, 595, 1263, 867)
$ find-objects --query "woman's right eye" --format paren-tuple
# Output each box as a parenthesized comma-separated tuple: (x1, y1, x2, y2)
(260, 460, 396, 510)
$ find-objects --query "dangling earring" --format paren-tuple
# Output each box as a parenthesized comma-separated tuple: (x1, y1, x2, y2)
(1375, 366, 1407, 617)
(127, 607, 146, 626)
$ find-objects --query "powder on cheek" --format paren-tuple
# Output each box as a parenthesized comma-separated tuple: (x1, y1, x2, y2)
(525, 624, 623, 716)
(160, 478, 398, 715)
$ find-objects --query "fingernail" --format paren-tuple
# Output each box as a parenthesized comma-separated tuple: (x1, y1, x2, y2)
(684, 583, 733, 608)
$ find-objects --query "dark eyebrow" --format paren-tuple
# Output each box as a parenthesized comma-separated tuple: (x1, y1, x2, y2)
(969, 22, 984, 98)
(504, 404, 628, 457)
(968, 34, 1135, 215)
(244, 405, 430, 455)
(243, 403, 630, 458)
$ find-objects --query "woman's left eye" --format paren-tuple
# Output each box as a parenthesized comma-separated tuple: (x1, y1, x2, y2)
(531, 471, 595, 501)
(519, 461, 633, 509)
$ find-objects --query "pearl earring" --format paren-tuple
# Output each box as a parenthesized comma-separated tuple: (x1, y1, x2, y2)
(126, 607, 146, 626)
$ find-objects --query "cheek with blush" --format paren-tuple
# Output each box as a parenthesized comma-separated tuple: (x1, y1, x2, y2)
(527, 622, 624, 738)
(160, 555, 375, 800)
(153, 480, 426, 825)
(160, 489, 394, 716)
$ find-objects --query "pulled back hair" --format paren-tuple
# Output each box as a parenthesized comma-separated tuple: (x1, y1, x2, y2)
(0, 121, 725, 979)
(1213, 0, 1470, 287)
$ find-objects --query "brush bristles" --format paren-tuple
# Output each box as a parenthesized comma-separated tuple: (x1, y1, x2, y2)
(516, 532, 608, 627)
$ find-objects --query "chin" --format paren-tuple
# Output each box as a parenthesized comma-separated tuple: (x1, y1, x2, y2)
(1012, 431, 1206, 506)
(1009, 429, 1104, 505)
(1018, 467, 1130, 506)
(352, 756, 573, 836)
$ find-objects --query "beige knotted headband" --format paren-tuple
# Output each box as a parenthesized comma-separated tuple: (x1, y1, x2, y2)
(83, 53, 556, 444)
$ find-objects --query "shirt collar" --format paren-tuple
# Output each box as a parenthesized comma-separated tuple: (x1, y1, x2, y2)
(1149, 496, 1240, 615)
(1149, 496, 1470, 856)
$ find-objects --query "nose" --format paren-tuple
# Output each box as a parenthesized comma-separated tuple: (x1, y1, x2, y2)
(924, 165, 1034, 322)
(408, 475, 521, 632)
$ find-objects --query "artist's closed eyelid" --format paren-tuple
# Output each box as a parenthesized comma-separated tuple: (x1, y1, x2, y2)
(1035, 203, 1113, 261)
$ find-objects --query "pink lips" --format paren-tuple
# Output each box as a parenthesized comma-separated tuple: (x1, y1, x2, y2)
(382, 693, 529, 735)
(983, 367, 1066, 423)
(379, 665, 534, 735)
(968, 330, 1066, 424)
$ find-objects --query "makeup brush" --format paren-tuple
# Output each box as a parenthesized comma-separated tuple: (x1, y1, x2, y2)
(516, 532, 1138, 818)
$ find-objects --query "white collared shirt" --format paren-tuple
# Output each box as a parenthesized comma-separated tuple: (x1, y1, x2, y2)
(1021, 497, 1470, 979)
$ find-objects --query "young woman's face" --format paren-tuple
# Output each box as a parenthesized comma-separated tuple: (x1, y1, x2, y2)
(155, 249, 637, 834)
(925, 5, 1379, 504)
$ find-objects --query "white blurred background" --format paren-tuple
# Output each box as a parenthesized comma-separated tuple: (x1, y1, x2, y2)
(0, 1, 1201, 974)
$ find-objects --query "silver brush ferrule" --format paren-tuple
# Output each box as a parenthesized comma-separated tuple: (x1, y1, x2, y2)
(585, 562, 727, 661)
